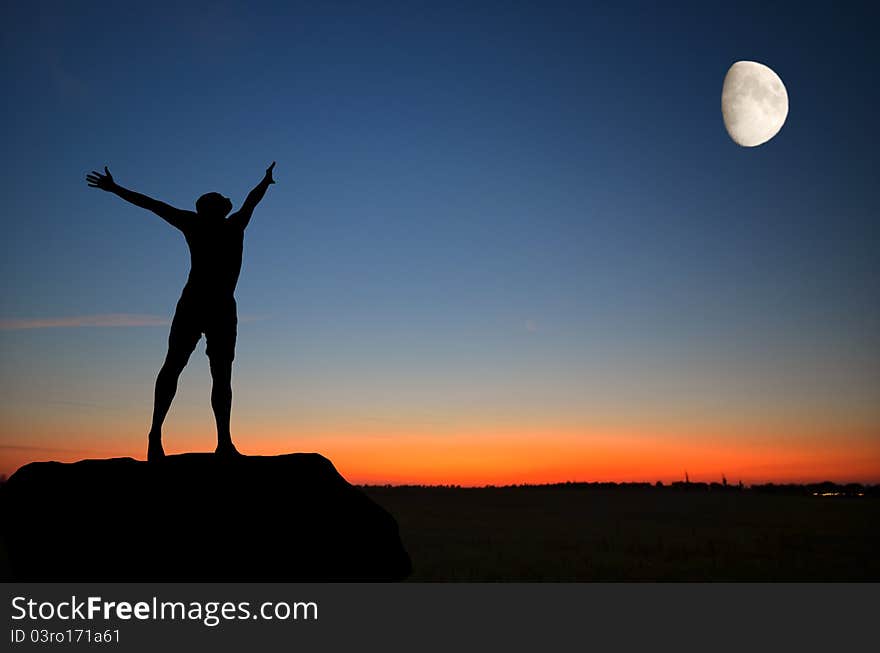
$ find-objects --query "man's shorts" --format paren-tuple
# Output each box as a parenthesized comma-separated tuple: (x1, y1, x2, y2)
(167, 294, 238, 363)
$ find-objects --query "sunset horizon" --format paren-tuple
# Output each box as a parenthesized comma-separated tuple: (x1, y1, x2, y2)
(2, 420, 878, 486)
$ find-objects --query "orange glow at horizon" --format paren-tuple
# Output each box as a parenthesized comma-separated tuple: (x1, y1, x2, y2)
(2, 420, 878, 486)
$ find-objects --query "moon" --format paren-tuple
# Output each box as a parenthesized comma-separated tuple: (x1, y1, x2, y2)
(721, 61, 788, 147)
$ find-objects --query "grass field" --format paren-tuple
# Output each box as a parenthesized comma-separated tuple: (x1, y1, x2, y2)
(362, 486, 880, 581)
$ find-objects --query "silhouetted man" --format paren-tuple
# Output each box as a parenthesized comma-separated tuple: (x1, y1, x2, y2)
(86, 163, 276, 461)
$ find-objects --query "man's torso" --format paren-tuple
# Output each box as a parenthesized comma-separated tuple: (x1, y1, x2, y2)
(180, 219, 245, 300)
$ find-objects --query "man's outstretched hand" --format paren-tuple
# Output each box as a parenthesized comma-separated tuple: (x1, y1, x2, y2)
(264, 161, 276, 185)
(86, 167, 117, 192)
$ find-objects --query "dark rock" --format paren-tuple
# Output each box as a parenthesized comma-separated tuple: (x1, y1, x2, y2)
(0, 453, 411, 581)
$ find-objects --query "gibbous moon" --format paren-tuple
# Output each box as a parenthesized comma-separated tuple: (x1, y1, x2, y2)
(721, 61, 788, 147)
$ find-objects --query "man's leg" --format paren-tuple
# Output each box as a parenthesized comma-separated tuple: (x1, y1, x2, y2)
(207, 303, 239, 456)
(209, 355, 239, 455)
(148, 306, 200, 461)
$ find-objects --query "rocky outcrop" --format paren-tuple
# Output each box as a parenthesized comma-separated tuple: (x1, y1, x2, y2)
(0, 453, 411, 581)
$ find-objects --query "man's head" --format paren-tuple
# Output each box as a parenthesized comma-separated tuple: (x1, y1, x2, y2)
(196, 192, 233, 219)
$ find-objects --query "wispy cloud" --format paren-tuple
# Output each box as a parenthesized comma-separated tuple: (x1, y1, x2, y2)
(0, 313, 271, 330)
(0, 314, 169, 330)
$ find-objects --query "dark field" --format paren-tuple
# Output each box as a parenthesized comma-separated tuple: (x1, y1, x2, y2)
(362, 486, 880, 581)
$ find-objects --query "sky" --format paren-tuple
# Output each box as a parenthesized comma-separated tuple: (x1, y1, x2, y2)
(1, 0, 878, 484)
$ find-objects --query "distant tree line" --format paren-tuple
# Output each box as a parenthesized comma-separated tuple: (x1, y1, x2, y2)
(359, 480, 879, 496)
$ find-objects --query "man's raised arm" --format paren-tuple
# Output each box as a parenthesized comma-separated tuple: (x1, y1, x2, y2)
(86, 167, 190, 231)
(229, 162, 276, 230)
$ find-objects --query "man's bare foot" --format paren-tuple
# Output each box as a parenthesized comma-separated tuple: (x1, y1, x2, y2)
(147, 441, 165, 462)
(147, 431, 165, 462)
(215, 441, 242, 457)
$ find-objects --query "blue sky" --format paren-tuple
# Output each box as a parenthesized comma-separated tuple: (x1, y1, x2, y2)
(1, 1, 878, 481)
